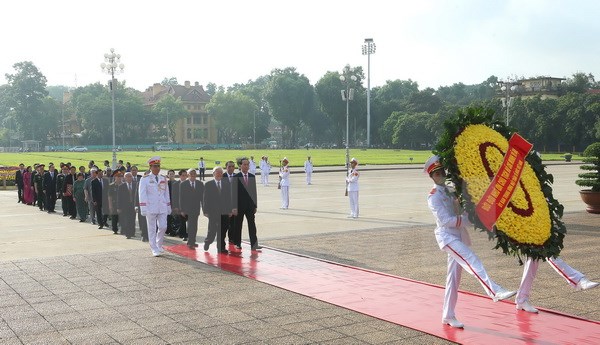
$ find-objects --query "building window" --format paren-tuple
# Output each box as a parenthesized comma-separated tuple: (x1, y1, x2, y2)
(193, 128, 203, 139)
(186, 128, 192, 139)
(193, 115, 201, 124)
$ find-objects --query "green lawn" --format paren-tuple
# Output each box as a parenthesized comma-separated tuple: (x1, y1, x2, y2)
(0, 149, 579, 170)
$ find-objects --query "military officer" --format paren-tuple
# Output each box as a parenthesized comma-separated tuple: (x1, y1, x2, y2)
(346, 158, 360, 218)
(425, 155, 516, 328)
(138, 156, 172, 257)
(304, 156, 313, 185)
(279, 158, 290, 209)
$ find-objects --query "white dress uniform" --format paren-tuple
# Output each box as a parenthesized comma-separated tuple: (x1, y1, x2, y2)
(279, 163, 290, 209)
(263, 159, 271, 186)
(515, 256, 599, 312)
(249, 159, 257, 175)
(346, 164, 359, 218)
(139, 160, 171, 256)
(304, 159, 313, 185)
(425, 155, 514, 326)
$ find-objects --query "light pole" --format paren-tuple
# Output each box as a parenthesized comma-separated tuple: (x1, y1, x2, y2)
(61, 101, 65, 149)
(100, 48, 124, 169)
(340, 66, 357, 169)
(362, 38, 375, 148)
(494, 79, 519, 126)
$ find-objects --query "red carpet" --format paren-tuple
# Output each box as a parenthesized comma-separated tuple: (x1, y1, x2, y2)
(166, 243, 600, 344)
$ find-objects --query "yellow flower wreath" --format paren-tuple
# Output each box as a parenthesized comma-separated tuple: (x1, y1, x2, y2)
(454, 124, 551, 245)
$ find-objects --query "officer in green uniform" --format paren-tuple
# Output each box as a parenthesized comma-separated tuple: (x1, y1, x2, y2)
(34, 164, 46, 211)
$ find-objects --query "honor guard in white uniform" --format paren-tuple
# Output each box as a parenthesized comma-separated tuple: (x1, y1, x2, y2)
(304, 156, 313, 185)
(262, 156, 271, 186)
(279, 158, 290, 209)
(249, 156, 257, 175)
(515, 257, 599, 313)
(346, 158, 360, 218)
(425, 155, 516, 328)
(139, 156, 171, 257)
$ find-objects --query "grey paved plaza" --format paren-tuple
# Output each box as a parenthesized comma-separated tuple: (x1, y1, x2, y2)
(1, 163, 598, 344)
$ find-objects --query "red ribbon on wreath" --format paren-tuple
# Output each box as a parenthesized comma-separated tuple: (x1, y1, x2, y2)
(476, 133, 533, 231)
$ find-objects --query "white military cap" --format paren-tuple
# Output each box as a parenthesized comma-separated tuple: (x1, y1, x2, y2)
(147, 156, 161, 165)
(350, 157, 358, 163)
(424, 155, 443, 175)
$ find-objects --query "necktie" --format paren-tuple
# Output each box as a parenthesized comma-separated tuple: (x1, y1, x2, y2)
(191, 181, 195, 189)
(217, 181, 221, 190)
(244, 174, 248, 185)
(155, 175, 158, 182)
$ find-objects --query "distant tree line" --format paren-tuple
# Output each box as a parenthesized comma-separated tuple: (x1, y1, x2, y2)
(1, 61, 599, 152)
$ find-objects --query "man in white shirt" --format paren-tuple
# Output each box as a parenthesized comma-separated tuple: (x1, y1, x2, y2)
(279, 158, 290, 209)
(304, 156, 313, 185)
(197, 157, 206, 181)
(249, 156, 257, 175)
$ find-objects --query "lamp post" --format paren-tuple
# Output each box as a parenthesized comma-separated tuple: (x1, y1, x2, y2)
(100, 48, 124, 169)
(340, 66, 357, 169)
(362, 38, 375, 148)
(494, 80, 519, 126)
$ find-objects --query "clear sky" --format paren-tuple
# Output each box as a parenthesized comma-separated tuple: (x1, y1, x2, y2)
(2, 0, 599, 92)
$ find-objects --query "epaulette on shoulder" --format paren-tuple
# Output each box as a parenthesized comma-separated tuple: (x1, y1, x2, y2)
(142, 175, 149, 178)
(429, 188, 437, 195)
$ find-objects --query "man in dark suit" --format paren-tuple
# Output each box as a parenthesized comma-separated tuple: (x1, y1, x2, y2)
(172, 169, 188, 241)
(118, 172, 137, 239)
(16, 163, 25, 203)
(222, 160, 236, 244)
(232, 158, 262, 251)
(203, 166, 233, 253)
(43, 163, 58, 213)
(91, 169, 107, 229)
(62, 166, 78, 219)
(180, 169, 204, 249)
(131, 166, 148, 242)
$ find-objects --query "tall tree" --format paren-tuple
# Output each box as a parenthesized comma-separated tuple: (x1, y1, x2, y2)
(205, 90, 257, 144)
(264, 67, 314, 148)
(70, 82, 154, 145)
(153, 94, 188, 143)
(370, 79, 419, 145)
(4, 61, 50, 141)
(228, 76, 272, 143)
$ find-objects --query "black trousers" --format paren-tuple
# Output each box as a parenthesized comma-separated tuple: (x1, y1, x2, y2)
(234, 209, 257, 247)
(119, 210, 135, 238)
(17, 183, 24, 202)
(186, 213, 200, 246)
(111, 214, 119, 233)
(45, 191, 57, 211)
(94, 203, 104, 226)
(205, 214, 228, 251)
(137, 209, 148, 240)
(177, 215, 188, 238)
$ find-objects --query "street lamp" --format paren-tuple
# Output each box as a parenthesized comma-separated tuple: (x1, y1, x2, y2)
(494, 79, 520, 126)
(100, 48, 124, 169)
(362, 38, 375, 147)
(340, 66, 357, 169)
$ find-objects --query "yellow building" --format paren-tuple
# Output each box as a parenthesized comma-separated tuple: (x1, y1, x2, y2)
(142, 81, 216, 144)
(518, 77, 565, 99)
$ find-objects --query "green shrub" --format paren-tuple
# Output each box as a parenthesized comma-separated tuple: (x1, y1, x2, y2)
(575, 142, 600, 192)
